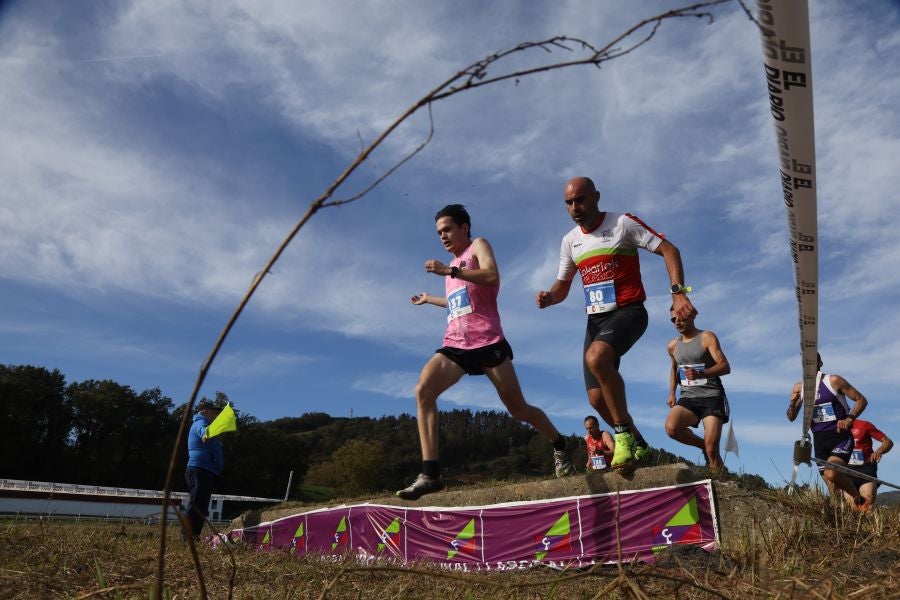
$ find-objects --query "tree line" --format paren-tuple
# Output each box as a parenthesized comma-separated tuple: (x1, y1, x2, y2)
(0, 365, 303, 498)
(2, 363, 723, 499)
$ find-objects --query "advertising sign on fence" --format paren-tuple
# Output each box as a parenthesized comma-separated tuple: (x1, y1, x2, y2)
(222, 480, 719, 570)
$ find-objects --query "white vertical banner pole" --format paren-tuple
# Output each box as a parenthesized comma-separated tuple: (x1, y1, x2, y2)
(756, 0, 819, 444)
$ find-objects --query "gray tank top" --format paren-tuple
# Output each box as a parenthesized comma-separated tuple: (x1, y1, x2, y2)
(673, 332, 725, 399)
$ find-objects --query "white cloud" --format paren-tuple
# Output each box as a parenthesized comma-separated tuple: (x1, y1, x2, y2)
(352, 370, 507, 412)
(733, 422, 805, 446)
(352, 371, 417, 400)
(210, 350, 316, 379)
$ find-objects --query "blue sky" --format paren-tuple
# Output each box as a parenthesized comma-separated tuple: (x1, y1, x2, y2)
(2, 0, 899, 490)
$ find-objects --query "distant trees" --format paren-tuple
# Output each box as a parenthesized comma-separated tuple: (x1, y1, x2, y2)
(0, 365, 179, 488)
(0, 365, 314, 497)
(0, 365, 70, 482)
(217, 408, 310, 499)
(1, 363, 632, 498)
(305, 439, 386, 495)
(67, 380, 177, 488)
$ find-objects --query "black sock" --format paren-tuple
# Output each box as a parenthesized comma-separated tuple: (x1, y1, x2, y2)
(423, 460, 440, 479)
(552, 435, 567, 452)
(613, 422, 632, 434)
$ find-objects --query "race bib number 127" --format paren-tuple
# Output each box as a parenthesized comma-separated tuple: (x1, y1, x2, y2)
(590, 455, 608, 470)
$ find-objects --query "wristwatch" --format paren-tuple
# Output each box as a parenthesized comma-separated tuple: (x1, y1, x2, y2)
(670, 283, 691, 294)
(450, 266, 460, 279)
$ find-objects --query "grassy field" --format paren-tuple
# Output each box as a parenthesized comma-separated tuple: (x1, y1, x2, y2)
(1, 478, 898, 599)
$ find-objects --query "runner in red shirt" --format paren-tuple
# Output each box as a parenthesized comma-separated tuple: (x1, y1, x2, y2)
(843, 419, 893, 508)
(584, 416, 615, 471)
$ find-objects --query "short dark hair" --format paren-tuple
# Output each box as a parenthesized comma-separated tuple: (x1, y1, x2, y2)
(197, 398, 224, 412)
(435, 204, 471, 236)
(584, 415, 599, 426)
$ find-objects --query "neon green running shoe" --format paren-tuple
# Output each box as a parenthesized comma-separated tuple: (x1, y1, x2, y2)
(633, 443, 652, 462)
(611, 431, 636, 470)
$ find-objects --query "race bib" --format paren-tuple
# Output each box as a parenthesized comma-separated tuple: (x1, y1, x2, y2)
(848, 449, 865, 466)
(583, 280, 617, 314)
(811, 404, 836, 424)
(447, 287, 473, 322)
(590, 455, 608, 471)
(678, 364, 708, 387)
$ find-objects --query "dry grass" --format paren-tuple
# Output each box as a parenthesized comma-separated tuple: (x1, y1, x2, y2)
(0, 486, 897, 599)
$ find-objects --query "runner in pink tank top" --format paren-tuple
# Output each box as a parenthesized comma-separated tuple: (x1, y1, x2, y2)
(442, 242, 503, 350)
(396, 204, 576, 501)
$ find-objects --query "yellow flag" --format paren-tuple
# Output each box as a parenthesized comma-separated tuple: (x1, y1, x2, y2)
(206, 403, 237, 438)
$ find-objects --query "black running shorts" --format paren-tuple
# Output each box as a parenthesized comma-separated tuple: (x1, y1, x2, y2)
(812, 430, 853, 471)
(437, 338, 513, 376)
(676, 395, 730, 426)
(848, 461, 879, 490)
(583, 302, 648, 390)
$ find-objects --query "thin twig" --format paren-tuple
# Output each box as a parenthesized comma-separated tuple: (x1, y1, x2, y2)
(180, 511, 208, 599)
(316, 563, 349, 600)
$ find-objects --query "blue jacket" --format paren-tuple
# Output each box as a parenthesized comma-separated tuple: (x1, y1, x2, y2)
(186, 412, 224, 475)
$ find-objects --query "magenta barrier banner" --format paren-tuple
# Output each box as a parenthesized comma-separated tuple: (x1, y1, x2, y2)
(223, 480, 718, 570)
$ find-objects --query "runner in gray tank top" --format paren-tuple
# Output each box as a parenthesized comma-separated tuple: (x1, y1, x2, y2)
(665, 304, 730, 475)
(673, 334, 726, 399)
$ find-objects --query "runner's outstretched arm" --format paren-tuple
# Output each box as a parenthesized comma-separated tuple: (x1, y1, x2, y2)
(874, 434, 893, 462)
(411, 292, 448, 308)
(699, 331, 730, 378)
(667, 339, 679, 408)
(653, 240, 694, 319)
(786, 382, 802, 422)
(536, 278, 572, 308)
(831, 375, 867, 432)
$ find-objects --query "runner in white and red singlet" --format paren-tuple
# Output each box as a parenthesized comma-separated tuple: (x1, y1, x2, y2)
(536, 177, 694, 472)
(396, 204, 576, 501)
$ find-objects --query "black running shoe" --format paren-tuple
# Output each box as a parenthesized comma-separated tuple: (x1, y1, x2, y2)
(396, 473, 444, 500)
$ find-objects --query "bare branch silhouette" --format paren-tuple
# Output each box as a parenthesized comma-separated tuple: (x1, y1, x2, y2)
(154, 1, 750, 596)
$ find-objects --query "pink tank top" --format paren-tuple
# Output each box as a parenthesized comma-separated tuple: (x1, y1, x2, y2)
(442, 241, 504, 349)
